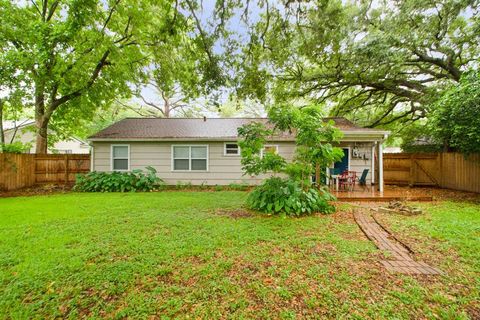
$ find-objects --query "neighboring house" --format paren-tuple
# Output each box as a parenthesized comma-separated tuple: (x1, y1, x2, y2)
(2, 120, 90, 154)
(88, 117, 389, 190)
(384, 147, 402, 153)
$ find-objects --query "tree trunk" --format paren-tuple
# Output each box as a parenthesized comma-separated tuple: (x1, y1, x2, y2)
(0, 99, 5, 146)
(164, 96, 170, 118)
(35, 117, 49, 154)
(34, 81, 50, 154)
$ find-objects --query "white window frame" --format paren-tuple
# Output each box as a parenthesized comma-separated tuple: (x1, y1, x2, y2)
(111, 144, 130, 172)
(171, 145, 209, 172)
(223, 142, 240, 156)
(260, 144, 279, 157)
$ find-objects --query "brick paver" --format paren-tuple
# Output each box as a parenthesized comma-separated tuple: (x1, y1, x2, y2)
(354, 211, 443, 275)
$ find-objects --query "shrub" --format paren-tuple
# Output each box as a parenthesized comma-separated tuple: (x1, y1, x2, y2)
(74, 166, 164, 192)
(214, 185, 224, 191)
(228, 182, 250, 191)
(246, 177, 335, 216)
(176, 181, 193, 190)
(0, 142, 31, 153)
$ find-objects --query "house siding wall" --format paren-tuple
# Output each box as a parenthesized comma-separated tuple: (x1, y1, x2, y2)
(92, 141, 374, 185)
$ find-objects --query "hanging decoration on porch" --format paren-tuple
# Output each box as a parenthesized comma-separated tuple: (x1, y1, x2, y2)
(352, 143, 370, 161)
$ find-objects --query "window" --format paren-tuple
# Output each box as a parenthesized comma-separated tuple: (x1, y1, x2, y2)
(172, 145, 208, 171)
(261, 145, 279, 157)
(224, 143, 240, 156)
(111, 145, 129, 171)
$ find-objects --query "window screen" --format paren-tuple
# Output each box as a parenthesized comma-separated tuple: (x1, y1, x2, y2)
(173, 146, 208, 171)
(112, 146, 129, 171)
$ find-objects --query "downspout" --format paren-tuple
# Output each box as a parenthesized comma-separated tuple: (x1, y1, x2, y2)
(90, 143, 94, 172)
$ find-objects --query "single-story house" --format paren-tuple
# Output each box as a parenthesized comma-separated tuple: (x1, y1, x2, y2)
(88, 117, 389, 191)
(3, 120, 90, 154)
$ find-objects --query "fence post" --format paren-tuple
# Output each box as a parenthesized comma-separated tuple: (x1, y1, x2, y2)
(437, 153, 442, 187)
(64, 154, 69, 183)
(409, 154, 415, 186)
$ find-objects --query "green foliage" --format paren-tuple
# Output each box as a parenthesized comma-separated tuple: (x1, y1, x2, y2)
(238, 0, 479, 130)
(0, 142, 31, 154)
(238, 104, 342, 215)
(247, 177, 335, 216)
(428, 71, 480, 155)
(0, 0, 241, 152)
(227, 182, 250, 191)
(175, 181, 193, 190)
(238, 104, 343, 184)
(400, 123, 442, 153)
(74, 167, 164, 192)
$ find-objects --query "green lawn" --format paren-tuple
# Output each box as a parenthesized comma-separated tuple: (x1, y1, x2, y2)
(0, 192, 478, 319)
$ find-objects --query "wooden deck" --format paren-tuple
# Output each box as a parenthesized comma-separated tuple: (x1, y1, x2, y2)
(332, 186, 434, 202)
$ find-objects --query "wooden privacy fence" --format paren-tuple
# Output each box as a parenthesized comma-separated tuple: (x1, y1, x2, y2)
(384, 152, 480, 193)
(0, 154, 90, 191)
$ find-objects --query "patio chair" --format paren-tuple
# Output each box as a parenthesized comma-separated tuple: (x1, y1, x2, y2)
(338, 171, 351, 190)
(357, 169, 370, 190)
(339, 171, 357, 191)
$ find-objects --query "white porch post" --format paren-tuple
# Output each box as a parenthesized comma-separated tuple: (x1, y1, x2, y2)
(371, 144, 375, 185)
(378, 142, 384, 192)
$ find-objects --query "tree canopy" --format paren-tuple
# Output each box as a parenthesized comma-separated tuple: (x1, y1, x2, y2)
(237, 0, 480, 130)
(429, 70, 480, 154)
(1, 0, 479, 154)
(0, 0, 241, 152)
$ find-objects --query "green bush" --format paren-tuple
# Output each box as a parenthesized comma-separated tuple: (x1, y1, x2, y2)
(228, 182, 250, 191)
(0, 142, 31, 153)
(74, 166, 164, 192)
(176, 181, 193, 190)
(247, 177, 335, 216)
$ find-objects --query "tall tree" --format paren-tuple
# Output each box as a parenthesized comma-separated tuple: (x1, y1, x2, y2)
(238, 0, 480, 128)
(0, 0, 153, 153)
(0, 0, 240, 153)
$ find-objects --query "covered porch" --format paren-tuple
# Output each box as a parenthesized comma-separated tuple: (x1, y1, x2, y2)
(325, 137, 387, 194)
(331, 185, 434, 202)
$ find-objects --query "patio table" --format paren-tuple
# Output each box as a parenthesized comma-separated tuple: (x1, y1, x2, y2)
(330, 174, 340, 191)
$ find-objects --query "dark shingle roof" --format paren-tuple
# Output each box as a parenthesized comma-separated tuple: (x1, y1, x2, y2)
(88, 117, 386, 140)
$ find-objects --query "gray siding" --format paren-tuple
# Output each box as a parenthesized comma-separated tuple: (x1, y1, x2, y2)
(92, 141, 373, 185)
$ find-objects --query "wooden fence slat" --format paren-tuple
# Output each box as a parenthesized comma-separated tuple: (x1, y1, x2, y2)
(0, 153, 90, 191)
(2, 152, 479, 193)
(384, 152, 480, 193)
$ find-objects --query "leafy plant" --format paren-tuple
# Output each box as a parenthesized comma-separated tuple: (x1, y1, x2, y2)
(238, 105, 342, 216)
(247, 177, 335, 216)
(74, 167, 164, 192)
(176, 181, 193, 190)
(0, 142, 31, 154)
(228, 182, 250, 191)
(428, 71, 480, 155)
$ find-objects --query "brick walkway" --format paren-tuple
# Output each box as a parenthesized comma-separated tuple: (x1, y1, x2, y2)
(354, 211, 443, 275)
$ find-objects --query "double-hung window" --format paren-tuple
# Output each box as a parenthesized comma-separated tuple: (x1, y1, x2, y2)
(172, 145, 208, 171)
(111, 145, 130, 171)
(224, 143, 240, 156)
